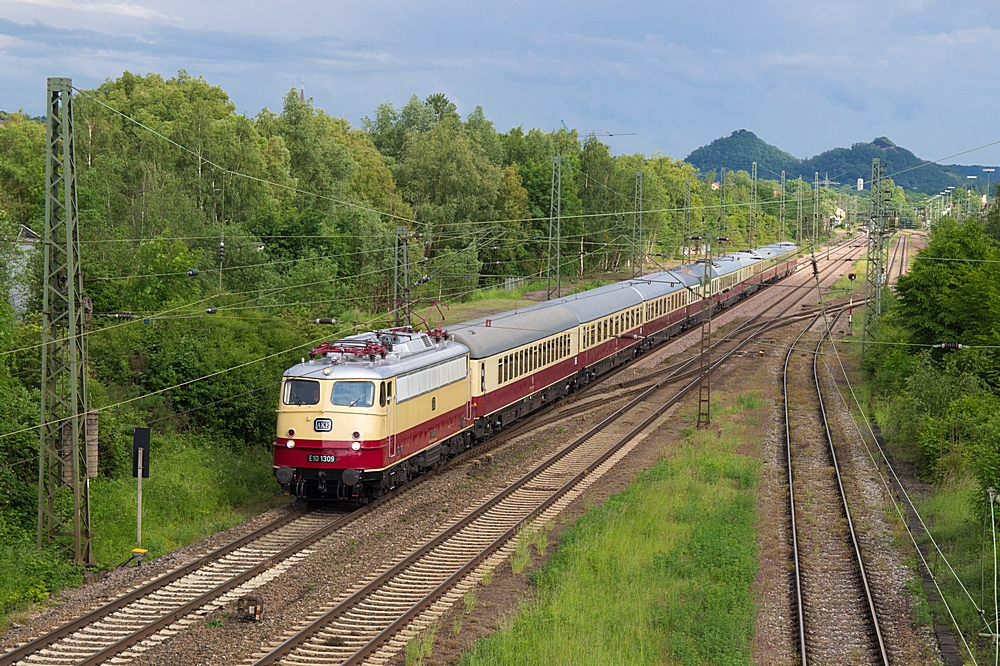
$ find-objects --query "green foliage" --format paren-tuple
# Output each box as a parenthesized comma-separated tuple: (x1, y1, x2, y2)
(89, 433, 280, 567)
(0, 536, 82, 623)
(461, 409, 759, 666)
(0, 113, 46, 229)
(867, 220, 1000, 499)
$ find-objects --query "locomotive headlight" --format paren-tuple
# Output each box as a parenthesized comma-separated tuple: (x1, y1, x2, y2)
(285, 439, 296, 449)
(351, 441, 361, 451)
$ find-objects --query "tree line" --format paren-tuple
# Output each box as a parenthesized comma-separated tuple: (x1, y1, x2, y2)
(0, 71, 849, 542)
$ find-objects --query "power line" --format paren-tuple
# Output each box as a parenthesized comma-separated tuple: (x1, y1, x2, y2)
(73, 88, 419, 226)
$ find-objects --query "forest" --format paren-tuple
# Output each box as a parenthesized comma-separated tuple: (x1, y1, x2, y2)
(0, 71, 847, 618)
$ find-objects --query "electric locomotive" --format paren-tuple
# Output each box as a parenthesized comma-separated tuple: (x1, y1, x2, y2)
(273, 329, 472, 500)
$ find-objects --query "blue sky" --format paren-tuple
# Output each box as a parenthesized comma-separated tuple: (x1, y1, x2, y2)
(2, 0, 1000, 166)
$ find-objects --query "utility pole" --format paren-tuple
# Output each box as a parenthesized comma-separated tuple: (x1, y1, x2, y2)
(750, 162, 758, 248)
(682, 179, 691, 263)
(715, 167, 726, 243)
(393, 226, 410, 327)
(692, 232, 725, 428)
(546, 156, 562, 300)
(38, 77, 94, 565)
(797, 176, 804, 245)
(633, 171, 643, 278)
(863, 158, 892, 356)
(719, 168, 727, 244)
(813, 172, 820, 245)
(780, 170, 786, 242)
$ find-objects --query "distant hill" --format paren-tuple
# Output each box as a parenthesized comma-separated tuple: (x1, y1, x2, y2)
(685, 130, 997, 193)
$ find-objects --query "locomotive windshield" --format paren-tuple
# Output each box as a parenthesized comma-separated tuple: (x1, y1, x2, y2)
(331, 381, 375, 407)
(283, 379, 320, 405)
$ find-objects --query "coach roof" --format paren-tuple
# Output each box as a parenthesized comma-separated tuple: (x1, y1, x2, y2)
(450, 305, 580, 359)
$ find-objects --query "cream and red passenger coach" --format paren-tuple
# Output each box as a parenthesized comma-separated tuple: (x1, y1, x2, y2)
(273, 242, 800, 500)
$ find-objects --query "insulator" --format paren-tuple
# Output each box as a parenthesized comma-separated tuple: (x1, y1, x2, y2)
(206, 306, 218, 314)
(187, 268, 199, 276)
(218, 240, 225, 263)
(313, 318, 337, 325)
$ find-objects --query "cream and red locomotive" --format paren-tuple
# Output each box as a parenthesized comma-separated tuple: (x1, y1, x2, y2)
(273, 242, 800, 500)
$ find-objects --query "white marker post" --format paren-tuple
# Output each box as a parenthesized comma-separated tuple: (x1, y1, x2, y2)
(132, 428, 150, 553)
(137, 447, 143, 547)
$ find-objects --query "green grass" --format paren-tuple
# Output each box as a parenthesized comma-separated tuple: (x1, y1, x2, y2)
(914, 475, 996, 661)
(0, 537, 82, 624)
(0, 433, 282, 629)
(460, 394, 763, 666)
(89, 434, 284, 567)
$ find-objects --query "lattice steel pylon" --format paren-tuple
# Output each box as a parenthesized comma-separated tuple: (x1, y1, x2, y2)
(682, 179, 691, 262)
(750, 162, 757, 247)
(862, 158, 893, 356)
(813, 172, 820, 243)
(780, 170, 786, 241)
(37, 77, 94, 565)
(632, 171, 643, 278)
(393, 226, 410, 327)
(546, 156, 562, 300)
(696, 245, 713, 428)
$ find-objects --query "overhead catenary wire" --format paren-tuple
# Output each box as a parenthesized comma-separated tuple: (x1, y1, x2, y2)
(0, 225, 510, 442)
(73, 88, 419, 227)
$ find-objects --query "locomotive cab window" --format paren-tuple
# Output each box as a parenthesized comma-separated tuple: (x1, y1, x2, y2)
(379, 381, 387, 408)
(284, 379, 321, 405)
(331, 381, 375, 408)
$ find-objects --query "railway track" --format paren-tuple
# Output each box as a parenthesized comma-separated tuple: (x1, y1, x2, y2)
(247, 246, 866, 666)
(783, 313, 888, 665)
(1, 238, 863, 666)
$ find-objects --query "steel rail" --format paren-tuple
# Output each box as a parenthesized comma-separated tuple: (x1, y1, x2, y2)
(783, 315, 815, 666)
(2, 240, 860, 666)
(0, 506, 310, 666)
(812, 314, 889, 664)
(253, 251, 861, 666)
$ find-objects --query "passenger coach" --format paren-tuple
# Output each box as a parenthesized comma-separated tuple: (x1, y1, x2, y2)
(272, 242, 799, 500)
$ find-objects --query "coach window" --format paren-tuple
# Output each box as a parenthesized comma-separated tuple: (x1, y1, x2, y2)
(498, 359, 503, 384)
(379, 381, 386, 408)
(481, 363, 486, 391)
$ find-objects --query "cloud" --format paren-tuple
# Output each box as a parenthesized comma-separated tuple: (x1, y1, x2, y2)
(7, 0, 167, 19)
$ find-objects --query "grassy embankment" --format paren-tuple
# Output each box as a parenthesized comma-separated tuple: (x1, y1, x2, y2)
(0, 434, 283, 627)
(459, 389, 768, 665)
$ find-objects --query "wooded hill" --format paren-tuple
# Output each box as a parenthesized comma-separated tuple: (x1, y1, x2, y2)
(686, 129, 997, 193)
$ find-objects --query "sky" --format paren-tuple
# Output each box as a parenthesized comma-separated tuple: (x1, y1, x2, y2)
(2, 0, 1000, 167)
